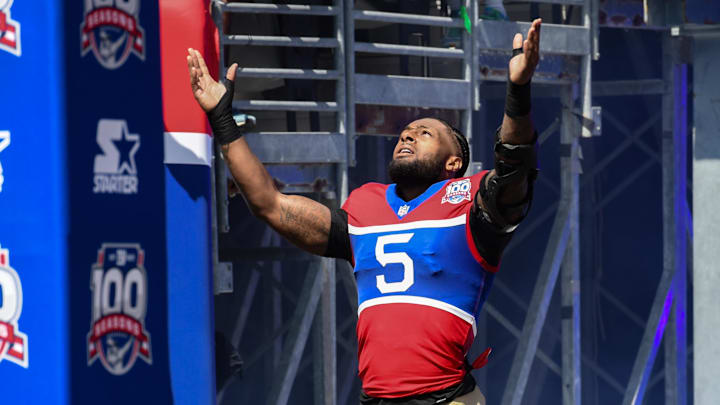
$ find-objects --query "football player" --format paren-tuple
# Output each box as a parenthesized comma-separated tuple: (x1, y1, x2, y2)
(187, 18, 542, 405)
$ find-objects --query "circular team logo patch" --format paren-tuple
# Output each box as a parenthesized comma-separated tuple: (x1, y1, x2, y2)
(80, 0, 145, 70)
(441, 178, 472, 204)
(87, 243, 151, 375)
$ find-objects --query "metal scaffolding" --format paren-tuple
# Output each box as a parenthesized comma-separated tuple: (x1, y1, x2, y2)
(208, 1, 707, 404)
(211, 2, 347, 405)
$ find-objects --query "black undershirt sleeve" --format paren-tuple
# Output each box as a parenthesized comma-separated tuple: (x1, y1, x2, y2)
(322, 208, 352, 262)
(468, 172, 514, 268)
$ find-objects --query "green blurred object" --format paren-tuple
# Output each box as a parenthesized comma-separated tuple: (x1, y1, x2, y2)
(460, 6, 472, 33)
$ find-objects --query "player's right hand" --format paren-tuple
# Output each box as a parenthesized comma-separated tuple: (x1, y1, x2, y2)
(186, 48, 238, 113)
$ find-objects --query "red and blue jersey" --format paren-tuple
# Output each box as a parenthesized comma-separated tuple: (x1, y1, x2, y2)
(342, 171, 499, 398)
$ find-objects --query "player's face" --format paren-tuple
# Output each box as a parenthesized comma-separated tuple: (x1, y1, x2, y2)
(392, 118, 455, 168)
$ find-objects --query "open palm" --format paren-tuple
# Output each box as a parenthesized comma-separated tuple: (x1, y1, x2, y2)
(508, 18, 541, 85)
(186, 48, 238, 112)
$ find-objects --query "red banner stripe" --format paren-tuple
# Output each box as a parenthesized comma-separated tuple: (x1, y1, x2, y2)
(89, 314, 149, 343)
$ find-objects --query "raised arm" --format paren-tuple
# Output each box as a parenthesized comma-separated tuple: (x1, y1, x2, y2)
(478, 19, 541, 229)
(186, 48, 332, 255)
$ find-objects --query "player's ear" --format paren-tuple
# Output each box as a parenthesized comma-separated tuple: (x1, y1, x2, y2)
(446, 155, 462, 174)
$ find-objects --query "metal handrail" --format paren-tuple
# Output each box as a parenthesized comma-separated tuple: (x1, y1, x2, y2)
(222, 35, 339, 48)
(219, 2, 338, 16)
(232, 100, 339, 112)
(245, 131, 342, 136)
(475, 20, 590, 56)
(353, 10, 464, 27)
(234, 68, 341, 80)
(514, 0, 584, 4)
(354, 42, 465, 59)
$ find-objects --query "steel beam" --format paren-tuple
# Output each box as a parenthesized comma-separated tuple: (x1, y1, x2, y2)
(231, 267, 260, 345)
(593, 80, 666, 96)
(353, 10, 463, 27)
(271, 236, 283, 368)
(597, 287, 645, 328)
(580, 0, 593, 138)
(560, 85, 582, 405)
(344, 0, 356, 167)
(492, 281, 626, 395)
(223, 35, 339, 48)
(613, 48, 689, 403)
(593, 159, 655, 213)
(485, 303, 562, 376)
(462, 0, 474, 167)
(621, 64, 689, 402)
(476, 21, 590, 56)
(219, 2, 338, 16)
(602, 111, 662, 163)
(210, 0, 232, 240)
(233, 100, 338, 111)
(244, 133, 346, 164)
(230, 228, 275, 347)
(525, 0, 584, 4)
(503, 200, 559, 256)
(234, 68, 341, 80)
(500, 201, 571, 405)
(481, 79, 663, 101)
(354, 74, 469, 109)
(620, 276, 674, 405)
(313, 258, 337, 405)
(662, 35, 688, 405)
(354, 42, 465, 59)
(266, 258, 326, 405)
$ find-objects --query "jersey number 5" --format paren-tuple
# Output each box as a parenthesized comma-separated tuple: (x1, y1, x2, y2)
(375, 233, 414, 293)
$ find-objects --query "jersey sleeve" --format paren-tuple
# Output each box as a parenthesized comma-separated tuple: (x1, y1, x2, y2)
(465, 171, 514, 272)
(341, 182, 385, 225)
(339, 182, 389, 266)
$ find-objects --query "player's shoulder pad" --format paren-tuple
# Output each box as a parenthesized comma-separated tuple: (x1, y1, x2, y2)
(455, 170, 490, 191)
(343, 182, 388, 211)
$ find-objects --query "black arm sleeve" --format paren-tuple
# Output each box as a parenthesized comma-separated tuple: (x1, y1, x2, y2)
(468, 173, 514, 267)
(322, 208, 352, 262)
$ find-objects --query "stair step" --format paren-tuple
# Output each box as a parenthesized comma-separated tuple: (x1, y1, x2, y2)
(233, 68, 341, 80)
(233, 100, 338, 112)
(223, 35, 339, 48)
(220, 2, 339, 16)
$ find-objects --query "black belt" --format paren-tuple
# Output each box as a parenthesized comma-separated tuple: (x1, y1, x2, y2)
(359, 372, 476, 405)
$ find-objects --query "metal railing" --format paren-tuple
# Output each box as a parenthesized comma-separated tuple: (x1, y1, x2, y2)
(345, 0, 476, 169)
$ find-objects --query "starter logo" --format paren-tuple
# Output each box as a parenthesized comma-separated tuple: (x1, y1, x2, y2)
(0, 130, 9, 193)
(441, 178, 472, 204)
(88, 243, 151, 375)
(93, 119, 140, 195)
(0, 0, 20, 57)
(0, 244, 28, 368)
(80, 0, 145, 70)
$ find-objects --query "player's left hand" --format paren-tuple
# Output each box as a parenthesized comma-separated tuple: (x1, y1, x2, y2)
(186, 48, 238, 113)
(508, 18, 542, 85)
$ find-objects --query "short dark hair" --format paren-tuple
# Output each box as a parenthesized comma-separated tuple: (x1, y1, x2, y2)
(436, 119, 470, 178)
